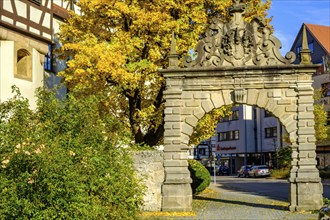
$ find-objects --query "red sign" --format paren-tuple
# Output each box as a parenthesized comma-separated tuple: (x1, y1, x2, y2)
(220, 146, 236, 151)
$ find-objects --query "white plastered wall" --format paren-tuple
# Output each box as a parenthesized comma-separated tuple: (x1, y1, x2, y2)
(0, 40, 44, 109)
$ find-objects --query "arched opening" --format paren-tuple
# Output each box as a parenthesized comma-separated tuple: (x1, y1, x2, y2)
(189, 103, 292, 175)
(160, 0, 322, 212)
(15, 48, 32, 81)
(161, 79, 322, 212)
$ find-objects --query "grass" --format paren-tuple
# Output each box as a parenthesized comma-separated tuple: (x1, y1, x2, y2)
(270, 167, 330, 180)
(270, 167, 290, 179)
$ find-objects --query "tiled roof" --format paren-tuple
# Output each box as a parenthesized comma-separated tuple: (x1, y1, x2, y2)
(305, 23, 330, 55)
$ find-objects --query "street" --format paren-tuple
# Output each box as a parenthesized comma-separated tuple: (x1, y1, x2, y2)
(213, 175, 330, 201)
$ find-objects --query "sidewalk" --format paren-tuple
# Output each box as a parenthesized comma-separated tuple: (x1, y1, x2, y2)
(140, 181, 319, 220)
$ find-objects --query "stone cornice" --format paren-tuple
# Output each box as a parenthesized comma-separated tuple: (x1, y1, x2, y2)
(160, 64, 320, 78)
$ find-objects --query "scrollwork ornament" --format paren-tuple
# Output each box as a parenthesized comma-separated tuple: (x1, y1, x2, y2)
(181, 1, 296, 69)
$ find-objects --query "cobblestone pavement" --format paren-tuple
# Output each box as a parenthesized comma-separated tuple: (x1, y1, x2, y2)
(140, 181, 319, 220)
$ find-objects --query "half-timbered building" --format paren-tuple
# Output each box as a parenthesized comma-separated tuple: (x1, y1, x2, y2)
(0, 0, 76, 108)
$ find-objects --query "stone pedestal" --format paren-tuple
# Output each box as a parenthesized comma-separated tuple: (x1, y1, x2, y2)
(289, 169, 323, 211)
(162, 183, 192, 211)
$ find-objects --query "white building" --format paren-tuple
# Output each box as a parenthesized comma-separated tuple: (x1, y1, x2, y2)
(195, 105, 288, 174)
(0, 0, 77, 108)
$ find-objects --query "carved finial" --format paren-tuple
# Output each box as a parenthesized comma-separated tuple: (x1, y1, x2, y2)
(300, 24, 312, 64)
(229, 0, 245, 16)
(168, 32, 179, 69)
(302, 25, 309, 50)
(170, 32, 177, 55)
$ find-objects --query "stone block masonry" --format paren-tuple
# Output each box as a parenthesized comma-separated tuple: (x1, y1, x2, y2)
(132, 150, 164, 211)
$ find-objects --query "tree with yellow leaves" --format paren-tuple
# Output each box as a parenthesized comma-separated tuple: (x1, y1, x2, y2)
(58, 0, 271, 147)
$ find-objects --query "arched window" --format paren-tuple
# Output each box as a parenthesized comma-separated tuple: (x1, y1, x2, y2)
(15, 48, 32, 81)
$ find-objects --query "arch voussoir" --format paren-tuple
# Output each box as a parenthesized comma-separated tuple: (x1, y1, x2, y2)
(210, 92, 225, 108)
(256, 90, 269, 109)
(246, 89, 259, 106)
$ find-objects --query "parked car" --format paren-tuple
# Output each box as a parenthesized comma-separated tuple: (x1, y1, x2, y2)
(248, 165, 270, 177)
(217, 166, 229, 176)
(237, 165, 252, 177)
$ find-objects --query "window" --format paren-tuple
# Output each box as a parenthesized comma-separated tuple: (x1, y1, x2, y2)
(308, 42, 314, 53)
(15, 48, 32, 81)
(265, 127, 277, 138)
(322, 83, 330, 97)
(231, 110, 239, 120)
(233, 130, 239, 140)
(296, 41, 314, 55)
(44, 44, 54, 72)
(218, 130, 239, 141)
(219, 110, 239, 122)
(198, 148, 206, 156)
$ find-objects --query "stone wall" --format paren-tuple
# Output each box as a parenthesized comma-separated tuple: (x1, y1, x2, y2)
(132, 150, 164, 211)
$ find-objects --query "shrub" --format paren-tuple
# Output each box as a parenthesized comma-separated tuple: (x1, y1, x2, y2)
(0, 87, 144, 219)
(320, 170, 330, 179)
(270, 167, 290, 179)
(324, 165, 330, 171)
(276, 147, 292, 169)
(188, 159, 210, 195)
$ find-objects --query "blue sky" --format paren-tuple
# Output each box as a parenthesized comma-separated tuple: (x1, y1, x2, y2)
(268, 0, 330, 56)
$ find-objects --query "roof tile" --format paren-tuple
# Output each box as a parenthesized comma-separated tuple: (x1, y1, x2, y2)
(305, 23, 330, 55)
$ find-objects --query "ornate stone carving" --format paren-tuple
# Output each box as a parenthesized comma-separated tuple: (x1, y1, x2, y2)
(183, 1, 296, 68)
(233, 89, 246, 103)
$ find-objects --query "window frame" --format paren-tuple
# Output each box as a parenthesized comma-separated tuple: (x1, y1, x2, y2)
(219, 110, 239, 122)
(44, 44, 54, 72)
(218, 130, 239, 141)
(265, 127, 277, 138)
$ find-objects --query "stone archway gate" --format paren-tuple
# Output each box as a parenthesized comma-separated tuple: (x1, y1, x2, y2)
(159, 2, 323, 212)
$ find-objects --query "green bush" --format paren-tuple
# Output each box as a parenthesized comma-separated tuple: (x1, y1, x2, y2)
(276, 146, 292, 169)
(323, 165, 330, 171)
(188, 159, 210, 195)
(320, 170, 330, 179)
(0, 87, 143, 219)
(270, 167, 290, 179)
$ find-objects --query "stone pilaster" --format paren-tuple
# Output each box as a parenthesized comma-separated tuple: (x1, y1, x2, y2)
(162, 88, 192, 211)
(289, 84, 323, 211)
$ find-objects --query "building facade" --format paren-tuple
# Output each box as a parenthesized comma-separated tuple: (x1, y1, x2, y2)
(194, 105, 288, 174)
(0, 0, 76, 108)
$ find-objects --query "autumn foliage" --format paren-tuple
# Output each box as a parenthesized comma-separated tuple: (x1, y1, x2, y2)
(58, 0, 271, 146)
